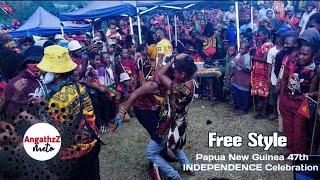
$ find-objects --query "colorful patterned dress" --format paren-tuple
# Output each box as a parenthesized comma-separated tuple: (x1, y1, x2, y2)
(251, 42, 273, 97)
(158, 82, 194, 150)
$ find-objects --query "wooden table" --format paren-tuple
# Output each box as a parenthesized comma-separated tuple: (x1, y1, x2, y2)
(194, 68, 222, 101)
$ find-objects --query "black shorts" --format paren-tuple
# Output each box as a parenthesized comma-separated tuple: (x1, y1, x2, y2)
(134, 108, 162, 143)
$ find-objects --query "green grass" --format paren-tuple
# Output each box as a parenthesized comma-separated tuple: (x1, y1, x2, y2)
(99, 99, 292, 180)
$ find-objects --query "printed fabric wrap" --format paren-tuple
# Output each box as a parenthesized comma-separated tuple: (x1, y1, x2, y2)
(251, 42, 273, 97)
(158, 82, 194, 150)
(46, 82, 98, 160)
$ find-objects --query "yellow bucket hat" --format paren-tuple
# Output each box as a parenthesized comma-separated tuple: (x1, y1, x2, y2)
(37, 45, 77, 73)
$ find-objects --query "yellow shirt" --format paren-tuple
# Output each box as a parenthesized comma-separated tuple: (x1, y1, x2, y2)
(157, 39, 173, 59)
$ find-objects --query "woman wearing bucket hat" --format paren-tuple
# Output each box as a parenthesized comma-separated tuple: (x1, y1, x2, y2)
(2, 46, 44, 118)
(36, 45, 102, 179)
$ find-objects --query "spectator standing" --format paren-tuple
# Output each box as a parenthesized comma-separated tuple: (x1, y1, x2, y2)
(251, 28, 274, 119)
(155, 29, 173, 67)
(223, 5, 236, 26)
(259, 1, 275, 21)
(299, 2, 317, 35)
(230, 43, 251, 116)
(68, 40, 87, 82)
(227, 20, 237, 45)
(3, 46, 43, 117)
(266, 34, 284, 121)
(279, 44, 318, 154)
(36, 45, 101, 179)
(285, 5, 300, 31)
(85, 52, 109, 134)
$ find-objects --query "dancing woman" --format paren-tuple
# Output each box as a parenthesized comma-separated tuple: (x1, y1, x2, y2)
(116, 53, 197, 180)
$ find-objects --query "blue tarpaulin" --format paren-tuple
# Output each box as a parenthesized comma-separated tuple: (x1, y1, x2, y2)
(59, 1, 137, 21)
(136, 1, 199, 15)
(137, 1, 199, 8)
(9, 7, 91, 37)
(59, 1, 204, 20)
(137, 1, 232, 12)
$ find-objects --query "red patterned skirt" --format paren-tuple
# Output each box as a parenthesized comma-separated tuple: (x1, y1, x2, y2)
(251, 61, 270, 97)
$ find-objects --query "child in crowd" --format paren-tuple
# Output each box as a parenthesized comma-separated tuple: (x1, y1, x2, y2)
(85, 52, 110, 134)
(227, 20, 237, 45)
(100, 52, 115, 86)
(279, 43, 318, 154)
(117, 72, 133, 102)
(99, 52, 118, 128)
(106, 20, 122, 44)
(251, 28, 274, 119)
(121, 48, 137, 90)
(266, 33, 284, 121)
(129, 43, 137, 59)
(117, 72, 134, 121)
(230, 42, 251, 115)
(121, 48, 137, 78)
(136, 44, 153, 84)
(223, 44, 237, 103)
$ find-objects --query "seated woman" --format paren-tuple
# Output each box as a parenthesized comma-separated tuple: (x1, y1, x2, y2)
(114, 53, 197, 180)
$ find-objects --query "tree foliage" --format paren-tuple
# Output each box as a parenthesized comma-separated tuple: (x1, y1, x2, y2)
(0, 1, 88, 25)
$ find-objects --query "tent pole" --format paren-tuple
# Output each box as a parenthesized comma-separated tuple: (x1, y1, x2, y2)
(129, 16, 135, 44)
(137, 7, 142, 44)
(174, 14, 177, 47)
(250, 1, 254, 31)
(167, 14, 172, 42)
(60, 22, 65, 37)
(235, 1, 240, 51)
(137, 16, 142, 44)
(91, 20, 95, 38)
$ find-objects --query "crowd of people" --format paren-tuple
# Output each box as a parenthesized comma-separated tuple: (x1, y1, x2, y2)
(0, 1, 320, 180)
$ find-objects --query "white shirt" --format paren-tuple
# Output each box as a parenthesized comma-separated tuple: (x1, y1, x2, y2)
(267, 46, 280, 86)
(98, 66, 114, 86)
(259, 8, 275, 20)
(299, 9, 317, 34)
(240, 23, 258, 33)
(223, 11, 236, 24)
(105, 67, 114, 85)
(106, 28, 122, 42)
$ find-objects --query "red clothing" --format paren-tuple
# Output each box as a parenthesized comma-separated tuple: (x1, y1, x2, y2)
(72, 56, 87, 79)
(289, 16, 300, 27)
(251, 42, 273, 97)
(193, 54, 204, 62)
(121, 59, 137, 76)
(133, 75, 167, 111)
(4, 70, 41, 117)
(116, 83, 133, 100)
(278, 52, 298, 80)
(273, 1, 285, 19)
(279, 61, 316, 154)
(285, 60, 316, 97)
(279, 94, 307, 154)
